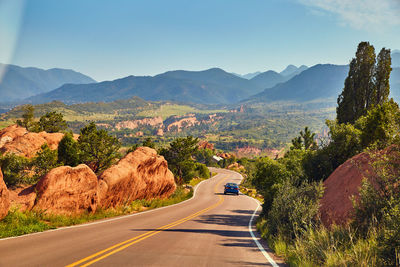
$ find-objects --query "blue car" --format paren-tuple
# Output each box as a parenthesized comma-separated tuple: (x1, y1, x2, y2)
(224, 183, 239, 195)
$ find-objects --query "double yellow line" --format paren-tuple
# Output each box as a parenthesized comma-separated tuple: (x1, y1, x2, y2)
(66, 177, 226, 267)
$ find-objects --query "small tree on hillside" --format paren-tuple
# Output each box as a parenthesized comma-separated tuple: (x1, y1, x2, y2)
(78, 122, 121, 173)
(58, 132, 80, 167)
(16, 105, 36, 131)
(290, 127, 316, 150)
(38, 111, 67, 133)
(160, 136, 199, 184)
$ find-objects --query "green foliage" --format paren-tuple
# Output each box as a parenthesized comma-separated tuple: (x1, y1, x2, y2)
(78, 122, 121, 173)
(290, 127, 317, 150)
(57, 132, 80, 167)
(31, 144, 59, 181)
(0, 153, 30, 187)
(16, 104, 40, 132)
(194, 162, 210, 179)
(194, 148, 218, 167)
(337, 42, 392, 124)
(142, 137, 156, 149)
(38, 111, 67, 133)
(160, 136, 199, 184)
(267, 180, 324, 240)
(356, 99, 400, 149)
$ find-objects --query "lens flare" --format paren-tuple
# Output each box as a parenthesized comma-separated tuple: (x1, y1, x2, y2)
(0, 0, 26, 85)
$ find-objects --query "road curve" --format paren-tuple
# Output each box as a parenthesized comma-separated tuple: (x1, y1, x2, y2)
(0, 168, 284, 266)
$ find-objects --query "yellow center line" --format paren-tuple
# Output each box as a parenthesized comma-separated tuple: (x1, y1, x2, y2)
(66, 175, 226, 267)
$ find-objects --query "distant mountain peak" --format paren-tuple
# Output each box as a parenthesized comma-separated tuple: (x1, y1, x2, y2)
(280, 65, 308, 78)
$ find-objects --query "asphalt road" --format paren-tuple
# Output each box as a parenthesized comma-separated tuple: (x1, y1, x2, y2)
(0, 168, 284, 267)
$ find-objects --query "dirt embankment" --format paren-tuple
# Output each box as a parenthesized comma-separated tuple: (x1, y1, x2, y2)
(319, 145, 400, 227)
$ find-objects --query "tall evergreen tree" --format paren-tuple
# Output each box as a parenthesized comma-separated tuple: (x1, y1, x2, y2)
(374, 48, 392, 106)
(337, 42, 376, 124)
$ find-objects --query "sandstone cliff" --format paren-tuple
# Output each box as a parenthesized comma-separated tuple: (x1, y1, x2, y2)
(34, 164, 99, 215)
(0, 124, 65, 158)
(0, 168, 10, 220)
(98, 147, 176, 208)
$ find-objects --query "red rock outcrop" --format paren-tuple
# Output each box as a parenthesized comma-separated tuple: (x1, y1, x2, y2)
(0, 124, 28, 148)
(115, 116, 163, 130)
(320, 145, 399, 227)
(34, 164, 99, 215)
(98, 147, 176, 208)
(0, 125, 65, 158)
(166, 116, 199, 132)
(0, 168, 10, 220)
(198, 140, 214, 150)
(9, 185, 36, 212)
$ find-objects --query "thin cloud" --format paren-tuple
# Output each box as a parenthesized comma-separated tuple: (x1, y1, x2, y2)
(299, 0, 400, 30)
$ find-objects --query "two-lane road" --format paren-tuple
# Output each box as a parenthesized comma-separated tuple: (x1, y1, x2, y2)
(0, 168, 283, 266)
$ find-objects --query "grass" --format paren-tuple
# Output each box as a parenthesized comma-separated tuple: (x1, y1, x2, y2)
(0, 186, 192, 239)
(256, 218, 380, 266)
(0, 120, 14, 130)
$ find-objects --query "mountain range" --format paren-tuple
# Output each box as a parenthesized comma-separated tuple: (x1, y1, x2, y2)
(3, 51, 400, 106)
(0, 64, 96, 102)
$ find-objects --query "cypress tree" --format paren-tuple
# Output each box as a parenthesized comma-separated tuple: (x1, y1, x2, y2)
(337, 42, 376, 124)
(374, 48, 392, 106)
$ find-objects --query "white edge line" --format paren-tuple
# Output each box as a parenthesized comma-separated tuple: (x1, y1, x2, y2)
(0, 173, 218, 242)
(223, 169, 279, 267)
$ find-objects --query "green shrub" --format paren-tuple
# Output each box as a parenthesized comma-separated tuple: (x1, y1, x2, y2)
(58, 132, 80, 167)
(78, 122, 121, 173)
(195, 162, 210, 179)
(38, 111, 68, 133)
(0, 153, 31, 187)
(267, 180, 324, 241)
(31, 144, 60, 181)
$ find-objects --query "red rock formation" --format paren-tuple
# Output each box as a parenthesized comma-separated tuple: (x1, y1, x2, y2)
(115, 116, 163, 130)
(0, 168, 10, 220)
(166, 116, 199, 132)
(34, 164, 99, 215)
(320, 146, 399, 227)
(0, 125, 65, 158)
(9, 185, 36, 212)
(136, 131, 144, 137)
(227, 162, 245, 171)
(0, 124, 28, 148)
(98, 147, 176, 208)
(198, 140, 214, 150)
(156, 128, 164, 136)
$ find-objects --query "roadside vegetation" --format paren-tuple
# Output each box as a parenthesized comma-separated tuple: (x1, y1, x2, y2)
(0, 186, 193, 238)
(248, 42, 400, 266)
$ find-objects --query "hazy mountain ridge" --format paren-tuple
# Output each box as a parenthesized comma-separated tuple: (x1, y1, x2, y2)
(0, 64, 96, 102)
(247, 64, 400, 104)
(27, 68, 270, 105)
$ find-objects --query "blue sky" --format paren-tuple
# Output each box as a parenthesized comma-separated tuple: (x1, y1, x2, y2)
(1, 0, 399, 81)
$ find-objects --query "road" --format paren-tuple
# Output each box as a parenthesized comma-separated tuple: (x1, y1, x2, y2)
(0, 168, 284, 267)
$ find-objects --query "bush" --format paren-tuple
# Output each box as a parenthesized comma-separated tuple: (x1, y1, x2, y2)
(31, 144, 59, 181)
(194, 163, 210, 179)
(78, 122, 121, 173)
(0, 153, 31, 187)
(57, 132, 80, 167)
(38, 111, 67, 133)
(266, 180, 324, 241)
